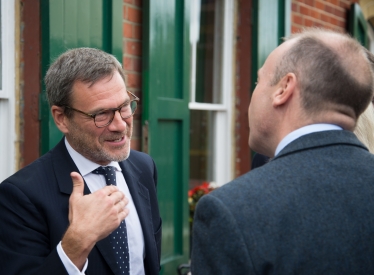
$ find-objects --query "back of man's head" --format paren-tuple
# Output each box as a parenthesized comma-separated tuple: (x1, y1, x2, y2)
(271, 28, 373, 120)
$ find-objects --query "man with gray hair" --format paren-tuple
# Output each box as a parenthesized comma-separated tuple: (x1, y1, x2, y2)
(0, 48, 161, 275)
(191, 28, 374, 274)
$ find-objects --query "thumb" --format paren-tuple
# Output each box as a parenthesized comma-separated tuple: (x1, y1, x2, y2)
(70, 172, 84, 197)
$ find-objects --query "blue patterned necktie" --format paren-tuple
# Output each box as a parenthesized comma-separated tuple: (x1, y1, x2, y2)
(92, 166, 130, 275)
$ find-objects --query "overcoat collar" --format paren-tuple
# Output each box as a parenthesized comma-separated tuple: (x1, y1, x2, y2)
(274, 130, 367, 160)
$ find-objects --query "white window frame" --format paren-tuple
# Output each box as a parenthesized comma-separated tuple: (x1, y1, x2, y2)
(0, 0, 16, 182)
(368, 23, 374, 53)
(189, 0, 234, 186)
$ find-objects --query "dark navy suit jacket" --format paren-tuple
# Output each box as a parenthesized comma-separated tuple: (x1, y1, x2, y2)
(0, 138, 162, 275)
(192, 130, 374, 274)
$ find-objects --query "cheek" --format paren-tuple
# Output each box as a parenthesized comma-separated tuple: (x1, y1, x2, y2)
(93, 128, 107, 143)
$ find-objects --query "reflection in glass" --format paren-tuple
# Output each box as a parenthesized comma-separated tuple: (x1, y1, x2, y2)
(189, 110, 214, 189)
(195, 0, 222, 104)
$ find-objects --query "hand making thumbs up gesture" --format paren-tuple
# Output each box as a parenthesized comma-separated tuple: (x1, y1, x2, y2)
(61, 172, 129, 270)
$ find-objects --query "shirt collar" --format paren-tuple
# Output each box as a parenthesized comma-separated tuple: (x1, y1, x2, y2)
(274, 123, 342, 156)
(64, 138, 122, 177)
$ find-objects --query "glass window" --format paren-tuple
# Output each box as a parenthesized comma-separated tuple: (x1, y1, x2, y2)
(0, 3, 2, 90)
(195, 0, 223, 104)
(190, 110, 214, 187)
(0, 0, 16, 182)
(189, 0, 234, 191)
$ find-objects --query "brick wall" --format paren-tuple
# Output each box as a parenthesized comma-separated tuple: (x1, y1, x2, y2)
(123, 0, 142, 151)
(235, 0, 252, 177)
(291, 0, 359, 33)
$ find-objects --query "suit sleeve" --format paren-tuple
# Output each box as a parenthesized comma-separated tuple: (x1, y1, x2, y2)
(191, 194, 256, 275)
(0, 182, 68, 275)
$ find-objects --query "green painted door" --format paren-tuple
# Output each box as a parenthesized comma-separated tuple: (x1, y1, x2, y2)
(349, 3, 368, 48)
(252, 0, 288, 91)
(40, 0, 122, 154)
(142, 1, 190, 274)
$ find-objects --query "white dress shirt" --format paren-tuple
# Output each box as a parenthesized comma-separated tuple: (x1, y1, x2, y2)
(56, 138, 145, 275)
(275, 123, 342, 156)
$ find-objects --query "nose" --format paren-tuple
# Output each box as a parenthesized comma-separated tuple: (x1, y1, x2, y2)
(107, 110, 128, 132)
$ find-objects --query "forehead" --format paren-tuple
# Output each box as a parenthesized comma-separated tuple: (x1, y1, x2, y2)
(72, 72, 128, 108)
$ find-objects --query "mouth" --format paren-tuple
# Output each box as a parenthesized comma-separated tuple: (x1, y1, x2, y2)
(106, 136, 125, 143)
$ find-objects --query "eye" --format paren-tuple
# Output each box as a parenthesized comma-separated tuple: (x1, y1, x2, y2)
(95, 110, 111, 122)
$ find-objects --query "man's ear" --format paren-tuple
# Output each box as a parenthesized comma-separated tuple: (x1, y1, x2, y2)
(272, 73, 297, 107)
(51, 105, 69, 134)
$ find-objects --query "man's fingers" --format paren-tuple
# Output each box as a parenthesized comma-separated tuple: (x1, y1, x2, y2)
(70, 172, 85, 198)
(101, 185, 120, 197)
(118, 208, 129, 221)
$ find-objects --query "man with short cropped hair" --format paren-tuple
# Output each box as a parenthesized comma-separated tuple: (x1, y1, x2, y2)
(191, 28, 374, 274)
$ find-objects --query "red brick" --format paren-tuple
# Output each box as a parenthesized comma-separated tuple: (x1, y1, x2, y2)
(337, 19, 346, 28)
(304, 18, 314, 27)
(293, 14, 303, 25)
(311, 9, 321, 20)
(130, 138, 141, 151)
(292, 2, 299, 12)
(330, 16, 339, 26)
(316, 0, 324, 10)
(124, 22, 132, 38)
(123, 56, 133, 71)
(126, 73, 141, 88)
(320, 13, 331, 23)
(332, 7, 345, 18)
(126, 41, 142, 56)
(130, 118, 139, 134)
(325, 4, 334, 14)
(127, 6, 142, 23)
(314, 21, 325, 28)
(133, 58, 141, 72)
(339, 0, 349, 8)
(300, 5, 311, 16)
(304, 0, 315, 6)
(134, 0, 142, 7)
(133, 24, 142, 39)
(291, 25, 302, 34)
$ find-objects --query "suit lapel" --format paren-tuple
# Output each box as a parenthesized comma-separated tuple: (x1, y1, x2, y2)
(120, 157, 155, 272)
(95, 239, 120, 274)
(52, 138, 120, 274)
(120, 157, 153, 233)
(53, 138, 91, 195)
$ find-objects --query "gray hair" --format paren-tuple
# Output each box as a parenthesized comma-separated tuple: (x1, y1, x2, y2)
(45, 48, 125, 116)
(270, 28, 373, 119)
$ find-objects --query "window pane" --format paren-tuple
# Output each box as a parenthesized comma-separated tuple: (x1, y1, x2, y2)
(195, 0, 223, 104)
(189, 110, 214, 188)
(0, 3, 2, 90)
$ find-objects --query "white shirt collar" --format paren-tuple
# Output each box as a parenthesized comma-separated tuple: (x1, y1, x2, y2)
(274, 123, 342, 156)
(64, 138, 121, 176)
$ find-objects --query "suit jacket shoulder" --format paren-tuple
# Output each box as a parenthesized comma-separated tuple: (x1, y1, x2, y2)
(192, 130, 374, 275)
(0, 139, 162, 275)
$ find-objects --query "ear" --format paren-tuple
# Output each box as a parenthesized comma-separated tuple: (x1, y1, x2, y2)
(51, 105, 69, 134)
(272, 73, 297, 107)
